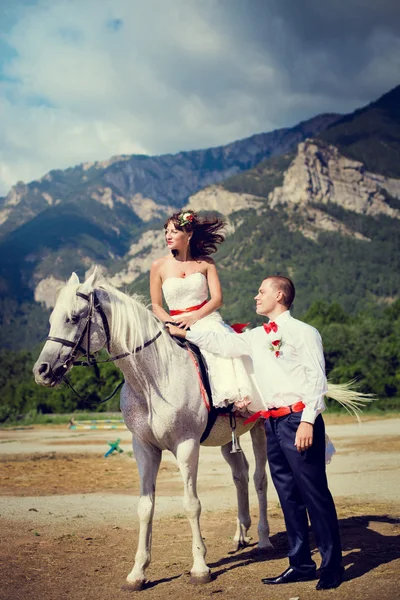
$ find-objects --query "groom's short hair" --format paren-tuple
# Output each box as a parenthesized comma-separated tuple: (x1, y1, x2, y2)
(266, 276, 295, 308)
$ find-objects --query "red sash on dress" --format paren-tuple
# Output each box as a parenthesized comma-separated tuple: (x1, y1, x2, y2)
(170, 300, 208, 316)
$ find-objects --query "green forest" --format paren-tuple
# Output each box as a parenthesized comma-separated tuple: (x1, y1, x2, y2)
(1, 297, 399, 423)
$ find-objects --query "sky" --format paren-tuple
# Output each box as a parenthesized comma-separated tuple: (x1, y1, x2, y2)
(0, 0, 399, 196)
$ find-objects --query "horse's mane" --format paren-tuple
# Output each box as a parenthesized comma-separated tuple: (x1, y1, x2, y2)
(56, 278, 173, 371)
(100, 281, 172, 361)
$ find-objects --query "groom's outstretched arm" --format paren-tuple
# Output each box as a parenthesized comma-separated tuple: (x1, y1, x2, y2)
(165, 323, 252, 358)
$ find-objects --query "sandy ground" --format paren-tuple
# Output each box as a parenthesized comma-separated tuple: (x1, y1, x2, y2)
(0, 416, 399, 600)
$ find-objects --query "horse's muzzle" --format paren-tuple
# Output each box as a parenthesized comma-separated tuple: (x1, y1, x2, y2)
(33, 362, 64, 387)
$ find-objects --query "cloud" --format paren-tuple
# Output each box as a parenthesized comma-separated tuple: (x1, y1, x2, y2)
(0, 0, 399, 195)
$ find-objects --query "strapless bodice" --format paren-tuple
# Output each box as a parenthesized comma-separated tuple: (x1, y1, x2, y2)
(162, 272, 208, 311)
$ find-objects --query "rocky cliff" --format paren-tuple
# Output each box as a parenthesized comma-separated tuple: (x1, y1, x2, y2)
(269, 140, 400, 217)
(268, 140, 400, 241)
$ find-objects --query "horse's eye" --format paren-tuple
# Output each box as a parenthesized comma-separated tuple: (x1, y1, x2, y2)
(66, 314, 79, 324)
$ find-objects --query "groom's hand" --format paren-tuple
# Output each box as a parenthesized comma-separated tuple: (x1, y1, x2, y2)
(165, 323, 187, 338)
(295, 422, 314, 452)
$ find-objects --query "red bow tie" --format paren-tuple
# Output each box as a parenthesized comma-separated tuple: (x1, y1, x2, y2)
(263, 321, 278, 334)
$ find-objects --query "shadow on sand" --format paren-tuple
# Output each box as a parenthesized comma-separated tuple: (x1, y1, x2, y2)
(207, 514, 400, 582)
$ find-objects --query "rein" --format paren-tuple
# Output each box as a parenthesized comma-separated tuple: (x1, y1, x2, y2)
(46, 289, 163, 405)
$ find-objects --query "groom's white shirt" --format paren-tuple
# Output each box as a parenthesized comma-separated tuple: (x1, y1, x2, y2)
(186, 310, 327, 424)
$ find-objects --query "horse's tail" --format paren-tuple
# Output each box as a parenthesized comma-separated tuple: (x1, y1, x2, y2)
(326, 379, 374, 422)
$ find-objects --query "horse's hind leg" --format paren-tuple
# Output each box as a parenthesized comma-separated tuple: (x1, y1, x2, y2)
(175, 438, 211, 584)
(221, 441, 251, 551)
(250, 423, 272, 550)
(123, 440, 162, 591)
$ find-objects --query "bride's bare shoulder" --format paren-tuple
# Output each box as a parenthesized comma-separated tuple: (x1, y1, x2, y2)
(151, 256, 170, 267)
(151, 255, 171, 271)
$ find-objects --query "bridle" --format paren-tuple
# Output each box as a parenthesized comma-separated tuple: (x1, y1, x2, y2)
(46, 289, 163, 404)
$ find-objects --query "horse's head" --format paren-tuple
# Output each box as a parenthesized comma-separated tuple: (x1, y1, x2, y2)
(33, 268, 108, 387)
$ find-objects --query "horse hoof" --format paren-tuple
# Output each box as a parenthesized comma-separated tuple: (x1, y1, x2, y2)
(230, 537, 251, 552)
(230, 541, 242, 553)
(190, 572, 211, 585)
(256, 542, 274, 555)
(121, 579, 146, 592)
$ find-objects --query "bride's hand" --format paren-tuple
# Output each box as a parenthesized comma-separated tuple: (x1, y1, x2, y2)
(172, 312, 198, 329)
(165, 323, 187, 338)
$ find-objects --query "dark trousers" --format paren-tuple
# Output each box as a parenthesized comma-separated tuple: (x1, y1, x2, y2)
(265, 412, 342, 575)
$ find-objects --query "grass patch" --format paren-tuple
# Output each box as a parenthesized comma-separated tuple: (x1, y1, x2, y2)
(0, 411, 124, 428)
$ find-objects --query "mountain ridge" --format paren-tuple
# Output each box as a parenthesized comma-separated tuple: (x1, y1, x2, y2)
(0, 111, 342, 304)
(0, 112, 341, 238)
(1, 85, 400, 350)
(319, 84, 400, 177)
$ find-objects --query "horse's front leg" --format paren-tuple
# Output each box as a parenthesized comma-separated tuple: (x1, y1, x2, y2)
(123, 439, 162, 591)
(250, 422, 273, 550)
(175, 438, 211, 584)
(221, 440, 252, 551)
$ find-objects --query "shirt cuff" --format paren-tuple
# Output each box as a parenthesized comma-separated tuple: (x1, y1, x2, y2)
(186, 331, 199, 344)
(301, 405, 319, 424)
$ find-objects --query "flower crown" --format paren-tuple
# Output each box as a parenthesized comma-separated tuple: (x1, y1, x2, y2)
(178, 212, 195, 227)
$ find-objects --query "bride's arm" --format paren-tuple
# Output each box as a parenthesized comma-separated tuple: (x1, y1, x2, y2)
(165, 323, 252, 358)
(173, 260, 222, 328)
(150, 260, 171, 322)
(196, 260, 223, 318)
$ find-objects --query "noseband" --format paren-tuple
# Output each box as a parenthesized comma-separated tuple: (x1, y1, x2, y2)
(46, 289, 163, 404)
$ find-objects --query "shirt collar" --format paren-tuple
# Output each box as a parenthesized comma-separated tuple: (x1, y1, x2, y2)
(273, 310, 291, 327)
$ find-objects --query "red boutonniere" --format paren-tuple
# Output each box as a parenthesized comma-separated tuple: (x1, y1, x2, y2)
(270, 338, 283, 358)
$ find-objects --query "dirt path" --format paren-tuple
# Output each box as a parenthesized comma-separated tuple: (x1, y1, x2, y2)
(0, 417, 399, 599)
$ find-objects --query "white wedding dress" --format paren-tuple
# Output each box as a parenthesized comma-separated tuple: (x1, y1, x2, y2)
(162, 272, 264, 410)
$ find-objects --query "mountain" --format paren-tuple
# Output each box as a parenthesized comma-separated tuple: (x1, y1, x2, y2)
(0, 113, 340, 239)
(133, 137, 398, 322)
(76, 135, 400, 324)
(121, 83, 400, 317)
(319, 84, 400, 178)
(214, 139, 400, 319)
(1, 86, 400, 351)
(0, 113, 340, 302)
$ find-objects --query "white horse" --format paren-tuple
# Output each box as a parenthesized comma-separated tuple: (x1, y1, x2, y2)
(33, 270, 272, 590)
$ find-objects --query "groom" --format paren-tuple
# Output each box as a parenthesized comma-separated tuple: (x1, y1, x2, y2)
(166, 275, 344, 590)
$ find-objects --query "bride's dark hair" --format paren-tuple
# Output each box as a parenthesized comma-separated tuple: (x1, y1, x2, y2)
(164, 210, 226, 258)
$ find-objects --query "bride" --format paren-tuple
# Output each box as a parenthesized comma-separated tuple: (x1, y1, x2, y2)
(150, 210, 253, 410)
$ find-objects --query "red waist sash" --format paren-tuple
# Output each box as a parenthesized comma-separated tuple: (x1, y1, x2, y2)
(170, 300, 207, 316)
(244, 401, 305, 425)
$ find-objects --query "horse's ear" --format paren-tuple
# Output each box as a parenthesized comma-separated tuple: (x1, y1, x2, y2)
(68, 272, 80, 285)
(82, 266, 101, 291)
